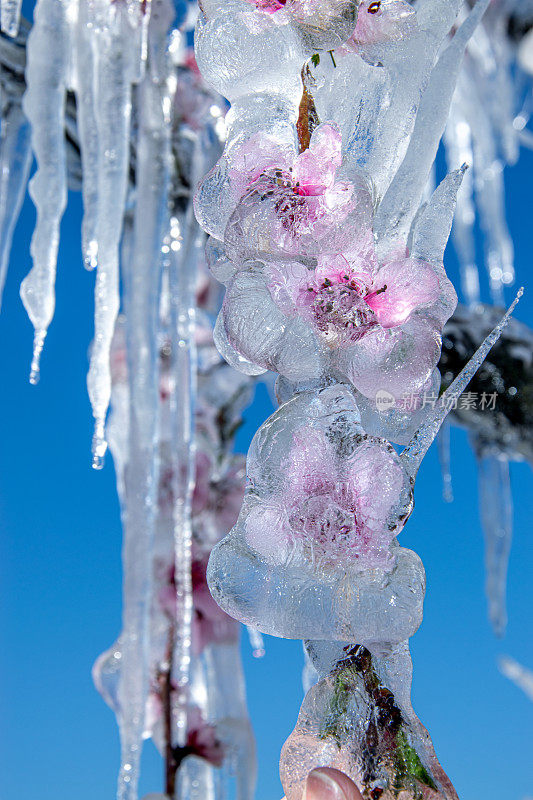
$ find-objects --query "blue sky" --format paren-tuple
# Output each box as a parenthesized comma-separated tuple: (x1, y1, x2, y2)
(1, 7, 533, 798)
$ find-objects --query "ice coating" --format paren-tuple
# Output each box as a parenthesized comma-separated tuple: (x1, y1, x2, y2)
(97, 297, 257, 799)
(91, 42, 258, 788)
(0, 0, 527, 795)
(215, 125, 459, 408)
(112, 10, 174, 795)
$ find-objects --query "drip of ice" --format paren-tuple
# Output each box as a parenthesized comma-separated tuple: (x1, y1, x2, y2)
(443, 115, 480, 306)
(478, 452, 513, 637)
(246, 626, 266, 659)
(401, 289, 523, 478)
(499, 655, 533, 703)
(0, 22, 32, 308)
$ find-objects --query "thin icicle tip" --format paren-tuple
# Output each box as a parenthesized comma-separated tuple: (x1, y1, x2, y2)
(92, 419, 108, 470)
(401, 287, 524, 477)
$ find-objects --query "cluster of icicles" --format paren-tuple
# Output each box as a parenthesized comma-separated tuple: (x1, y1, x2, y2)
(0, 0, 532, 798)
(2, 1, 262, 798)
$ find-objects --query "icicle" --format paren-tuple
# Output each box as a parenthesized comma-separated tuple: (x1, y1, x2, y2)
(168, 146, 203, 746)
(437, 421, 454, 503)
(476, 157, 515, 305)
(20, 0, 74, 384)
(73, 1, 100, 271)
(477, 452, 513, 637)
(86, 3, 139, 469)
(114, 7, 173, 798)
(444, 114, 481, 307)
(409, 165, 467, 268)
(401, 289, 523, 477)
(0, 0, 22, 38)
(246, 626, 266, 659)
(499, 656, 533, 703)
(376, 0, 490, 249)
(0, 25, 32, 309)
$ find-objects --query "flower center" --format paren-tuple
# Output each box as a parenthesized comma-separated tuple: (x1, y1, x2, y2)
(289, 494, 356, 551)
(306, 278, 376, 344)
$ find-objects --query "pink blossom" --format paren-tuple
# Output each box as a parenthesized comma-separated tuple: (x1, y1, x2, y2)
(265, 238, 442, 349)
(191, 558, 239, 654)
(348, 0, 416, 47)
(245, 425, 412, 570)
(147, 694, 225, 767)
(157, 558, 238, 653)
(246, 0, 288, 13)
(157, 449, 244, 536)
(185, 707, 225, 767)
(226, 123, 366, 259)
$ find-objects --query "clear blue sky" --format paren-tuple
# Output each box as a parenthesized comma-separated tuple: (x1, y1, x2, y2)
(1, 9, 533, 799)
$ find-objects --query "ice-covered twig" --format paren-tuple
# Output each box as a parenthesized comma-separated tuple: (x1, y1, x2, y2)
(401, 288, 523, 477)
(169, 155, 201, 746)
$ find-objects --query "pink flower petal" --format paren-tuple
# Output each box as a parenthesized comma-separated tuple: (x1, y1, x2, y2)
(366, 254, 440, 328)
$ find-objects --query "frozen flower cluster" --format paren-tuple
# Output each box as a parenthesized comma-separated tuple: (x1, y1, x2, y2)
(192, 0, 509, 798)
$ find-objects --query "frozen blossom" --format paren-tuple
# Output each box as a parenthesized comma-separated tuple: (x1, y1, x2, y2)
(347, 0, 416, 50)
(225, 123, 362, 259)
(207, 386, 427, 643)
(214, 124, 457, 406)
(244, 419, 410, 571)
